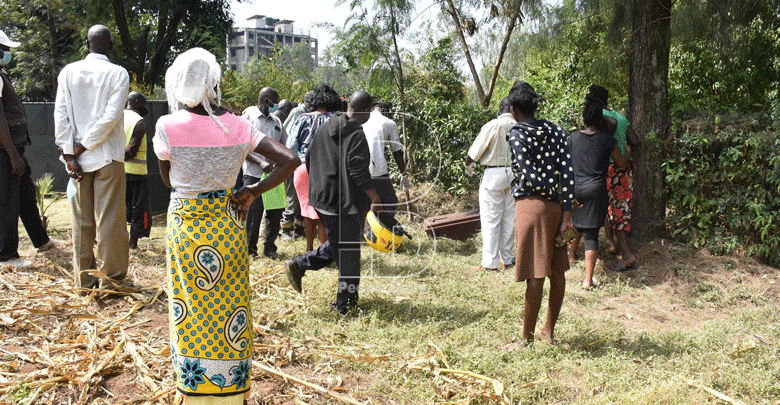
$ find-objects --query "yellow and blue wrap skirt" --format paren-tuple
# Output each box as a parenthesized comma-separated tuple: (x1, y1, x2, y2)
(166, 189, 253, 397)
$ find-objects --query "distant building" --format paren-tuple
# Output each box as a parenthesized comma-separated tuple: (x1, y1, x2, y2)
(227, 15, 318, 71)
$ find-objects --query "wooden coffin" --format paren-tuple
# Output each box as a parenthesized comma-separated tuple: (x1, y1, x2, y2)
(423, 209, 481, 240)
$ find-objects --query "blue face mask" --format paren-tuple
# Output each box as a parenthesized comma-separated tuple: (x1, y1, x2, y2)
(0, 51, 12, 67)
(268, 102, 279, 114)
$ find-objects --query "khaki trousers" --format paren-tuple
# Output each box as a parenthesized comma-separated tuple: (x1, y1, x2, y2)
(71, 160, 129, 288)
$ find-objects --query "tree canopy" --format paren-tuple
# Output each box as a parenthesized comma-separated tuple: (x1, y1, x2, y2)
(0, 0, 239, 99)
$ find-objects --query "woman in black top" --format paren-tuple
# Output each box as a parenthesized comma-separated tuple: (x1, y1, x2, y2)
(569, 95, 627, 290)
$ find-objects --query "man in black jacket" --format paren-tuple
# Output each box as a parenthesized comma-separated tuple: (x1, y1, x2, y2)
(286, 90, 381, 314)
(0, 30, 54, 268)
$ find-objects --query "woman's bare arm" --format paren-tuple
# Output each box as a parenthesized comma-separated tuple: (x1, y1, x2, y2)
(159, 160, 172, 189)
(231, 137, 300, 210)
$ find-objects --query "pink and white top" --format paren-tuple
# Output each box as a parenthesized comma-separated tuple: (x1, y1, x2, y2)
(153, 110, 264, 198)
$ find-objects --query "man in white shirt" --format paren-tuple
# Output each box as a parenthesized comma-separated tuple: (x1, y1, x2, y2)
(54, 25, 130, 289)
(361, 101, 408, 228)
(242, 87, 288, 259)
(465, 97, 516, 271)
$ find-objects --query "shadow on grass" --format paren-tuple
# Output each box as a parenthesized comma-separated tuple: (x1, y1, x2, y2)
(430, 237, 479, 257)
(564, 331, 693, 359)
(290, 295, 491, 331)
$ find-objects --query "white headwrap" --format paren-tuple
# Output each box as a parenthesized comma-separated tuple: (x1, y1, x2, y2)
(164, 48, 228, 133)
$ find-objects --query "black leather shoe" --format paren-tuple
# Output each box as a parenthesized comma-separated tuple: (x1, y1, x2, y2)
(286, 259, 304, 293)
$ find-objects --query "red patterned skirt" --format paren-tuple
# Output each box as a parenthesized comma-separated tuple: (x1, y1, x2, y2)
(607, 161, 633, 232)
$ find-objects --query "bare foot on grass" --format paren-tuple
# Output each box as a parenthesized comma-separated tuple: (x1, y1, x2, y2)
(612, 255, 637, 272)
(537, 328, 554, 344)
(500, 339, 533, 350)
(582, 277, 599, 291)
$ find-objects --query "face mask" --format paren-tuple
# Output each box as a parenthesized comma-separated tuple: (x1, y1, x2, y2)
(0, 51, 11, 67)
(266, 100, 279, 114)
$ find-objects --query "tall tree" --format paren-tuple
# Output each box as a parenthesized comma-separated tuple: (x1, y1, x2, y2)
(110, 0, 239, 88)
(0, 0, 238, 98)
(0, 0, 81, 100)
(441, 0, 529, 108)
(333, 0, 416, 170)
(628, 0, 672, 240)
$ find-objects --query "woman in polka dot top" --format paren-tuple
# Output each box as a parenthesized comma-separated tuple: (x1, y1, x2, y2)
(505, 81, 574, 345)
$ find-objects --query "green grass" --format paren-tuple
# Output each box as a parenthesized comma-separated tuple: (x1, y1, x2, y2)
(248, 229, 780, 404)
(18, 198, 780, 404)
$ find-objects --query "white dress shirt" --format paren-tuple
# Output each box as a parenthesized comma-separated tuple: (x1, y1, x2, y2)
(241, 106, 287, 178)
(467, 113, 516, 167)
(362, 110, 402, 177)
(54, 53, 130, 173)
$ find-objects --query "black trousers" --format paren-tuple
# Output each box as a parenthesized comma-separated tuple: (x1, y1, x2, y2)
(292, 210, 365, 310)
(0, 147, 49, 261)
(281, 176, 302, 228)
(244, 175, 283, 255)
(372, 176, 399, 228)
(126, 174, 152, 239)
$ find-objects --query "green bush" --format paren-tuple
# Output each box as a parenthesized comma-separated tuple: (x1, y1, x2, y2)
(663, 122, 780, 266)
(405, 98, 494, 196)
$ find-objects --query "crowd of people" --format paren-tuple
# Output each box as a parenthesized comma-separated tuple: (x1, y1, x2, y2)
(0, 25, 642, 403)
(466, 81, 640, 344)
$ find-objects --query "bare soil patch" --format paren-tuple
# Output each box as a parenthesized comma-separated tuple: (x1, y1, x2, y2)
(569, 240, 780, 335)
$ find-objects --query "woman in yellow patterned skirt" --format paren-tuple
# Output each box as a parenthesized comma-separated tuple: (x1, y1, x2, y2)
(153, 48, 299, 404)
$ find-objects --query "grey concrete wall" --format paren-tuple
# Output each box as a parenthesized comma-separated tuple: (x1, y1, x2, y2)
(22, 101, 171, 214)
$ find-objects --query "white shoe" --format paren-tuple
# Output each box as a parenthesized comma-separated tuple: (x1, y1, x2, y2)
(0, 258, 32, 268)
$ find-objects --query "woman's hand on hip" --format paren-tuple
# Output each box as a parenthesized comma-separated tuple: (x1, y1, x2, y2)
(230, 187, 256, 218)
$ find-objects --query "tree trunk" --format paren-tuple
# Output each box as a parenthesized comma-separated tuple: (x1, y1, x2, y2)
(629, 0, 671, 241)
(389, 4, 411, 175)
(485, 7, 520, 106)
(444, 0, 487, 107)
(46, 7, 59, 94)
(110, 0, 142, 79)
(143, 7, 184, 85)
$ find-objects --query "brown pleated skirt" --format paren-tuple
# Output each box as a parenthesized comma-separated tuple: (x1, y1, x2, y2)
(514, 196, 570, 281)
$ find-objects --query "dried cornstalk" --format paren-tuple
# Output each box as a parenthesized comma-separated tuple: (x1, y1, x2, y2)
(253, 361, 368, 405)
(678, 375, 746, 405)
(125, 337, 160, 392)
(404, 342, 511, 405)
(78, 334, 127, 386)
(98, 288, 163, 334)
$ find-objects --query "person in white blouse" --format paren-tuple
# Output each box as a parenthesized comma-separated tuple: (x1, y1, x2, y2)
(54, 25, 130, 290)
